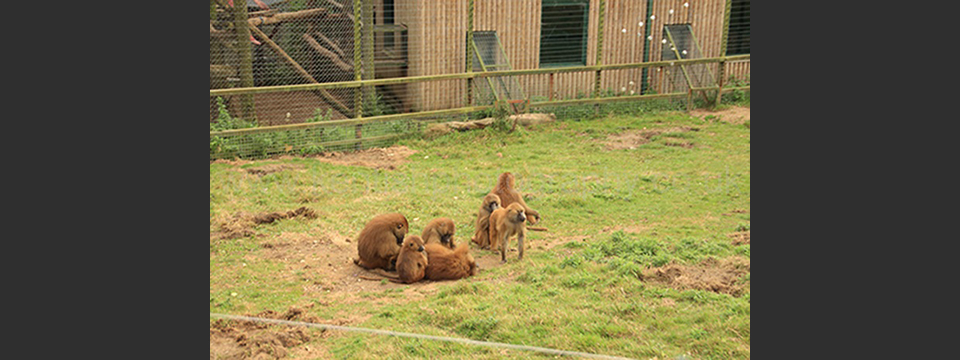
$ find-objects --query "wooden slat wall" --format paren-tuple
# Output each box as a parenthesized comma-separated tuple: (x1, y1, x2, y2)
(473, 0, 601, 101)
(397, 0, 748, 111)
(598, 0, 646, 95)
(394, 0, 418, 112)
(724, 60, 750, 83)
(394, 0, 466, 111)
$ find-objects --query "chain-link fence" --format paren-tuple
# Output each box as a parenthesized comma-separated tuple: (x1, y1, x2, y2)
(210, 0, 750, 160)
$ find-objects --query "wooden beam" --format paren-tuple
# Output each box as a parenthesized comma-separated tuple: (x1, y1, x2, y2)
(211, 106, 493, 137)
(313, 31, 345, 58)
(246, 8, 327, 26)
(302, 33, 353, 71)
(230, 0, 256, 122)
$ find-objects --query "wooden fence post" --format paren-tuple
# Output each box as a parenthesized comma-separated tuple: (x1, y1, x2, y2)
(716, 0, 732, 106)
(231, 0, 256, 122)
(353, 0, 364, 150)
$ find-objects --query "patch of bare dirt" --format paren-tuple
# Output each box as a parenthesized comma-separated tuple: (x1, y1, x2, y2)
(690, 105, 751, 125)
(600, 222, 653, 235)
(311, 145, 417, 170)
(604, 126, 699, 150)
(247, 225, 550, 300)
(641, 256, 750, 296)
(252, 207, 317, 225)
(211, 158, 253, 166)
(728, 231, 750, 245)
(661, 137, 695, 148)
(242, 163, 304, 177)
(211, 207, 318, 240)
(210, 306, 334, 360)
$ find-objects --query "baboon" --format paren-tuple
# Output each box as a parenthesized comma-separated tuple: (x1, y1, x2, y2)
(471, 193, 501, 249)
(424, 243, 478, 281)
(422, 218, 457, 249)
(352, 213, 408, 271)
(393, 235, 428, 284)
(491, 172, 540, 225)
(488, 203, 526, 263)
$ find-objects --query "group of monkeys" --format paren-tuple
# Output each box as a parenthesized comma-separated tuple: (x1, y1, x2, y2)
(351, 172, 543, 284)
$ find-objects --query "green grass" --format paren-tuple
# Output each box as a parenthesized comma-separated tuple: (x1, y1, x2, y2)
(210, 104, 750, 359)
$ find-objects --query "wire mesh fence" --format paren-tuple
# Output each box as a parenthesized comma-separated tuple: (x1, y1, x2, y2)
(210, 0, 750, 160)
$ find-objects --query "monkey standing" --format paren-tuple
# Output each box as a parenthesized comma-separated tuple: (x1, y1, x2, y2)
(424, 243, 478, 280)
(352, 213, 409, 271)
(392, 235, 428, 284)
(470, 193, 501, 249)
(488, 203, 527, 263)
(422, 218, 457, 249)
(491, 172, 541, 225)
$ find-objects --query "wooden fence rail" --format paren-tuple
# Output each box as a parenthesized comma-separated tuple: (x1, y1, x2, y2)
(210, 55, 750, 141)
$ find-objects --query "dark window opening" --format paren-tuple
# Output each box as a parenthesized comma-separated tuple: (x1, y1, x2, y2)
(383, 0, 395, 48)
(726, 0, 749, 55)
(539, 0, 589, 67)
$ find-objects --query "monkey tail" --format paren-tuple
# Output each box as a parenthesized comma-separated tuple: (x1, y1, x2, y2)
(526, 226, 548, 232)
(358, 275, 386, 281)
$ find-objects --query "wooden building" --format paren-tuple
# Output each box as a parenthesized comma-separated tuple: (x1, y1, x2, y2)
(390, 0, 749, 111)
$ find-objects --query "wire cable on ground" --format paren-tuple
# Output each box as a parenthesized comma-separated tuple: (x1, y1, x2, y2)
(210, 312, 636, 360)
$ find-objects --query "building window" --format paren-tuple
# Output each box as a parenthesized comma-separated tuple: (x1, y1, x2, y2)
(726, 0, 749, 55)
(539, 0, 589, 67)
(383, 0, 395, 48)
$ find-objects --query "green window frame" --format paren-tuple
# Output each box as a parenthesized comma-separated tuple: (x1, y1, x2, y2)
(539, 0, 590, 68)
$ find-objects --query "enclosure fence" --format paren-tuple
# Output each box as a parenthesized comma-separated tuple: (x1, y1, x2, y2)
(210, 0, 750, 159)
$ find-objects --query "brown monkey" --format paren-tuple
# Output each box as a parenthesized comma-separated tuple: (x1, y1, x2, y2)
(470, 193, 501, 249)
(488, 203, 527, 263)
(424, 243, 478, 280)
(392, 235, 428, 284)
(422, 217, 457, 249)
(491, 172, 541, 225)
(352, 213, 409, 271)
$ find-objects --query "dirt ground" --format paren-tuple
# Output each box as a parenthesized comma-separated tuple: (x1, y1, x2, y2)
(729, 231, 751, 245)
(689, 105, 751, 125)
(604, 126, 700, 150)
(242, 164, 305, 177)
(310, 145, 417, 170)
(211, 145, 417, 171)
(641, 256, 750, 297)
(210, 306, 334, 360)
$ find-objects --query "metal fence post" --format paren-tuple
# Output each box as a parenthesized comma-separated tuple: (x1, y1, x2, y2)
(594, 0, 605, 116)
(466, 0, 475, 106)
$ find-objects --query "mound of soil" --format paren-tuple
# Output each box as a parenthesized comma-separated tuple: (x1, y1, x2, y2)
(604, 126, 698, 150)
(252, 207, 318, 225)
(690, 106, 750, 124)
(312, 145, 417, 170)
(729, 231, 750, 245)
(209, 307, 324, 360)
(212, 207, 318, 240)
(641, 257, 750, 296)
